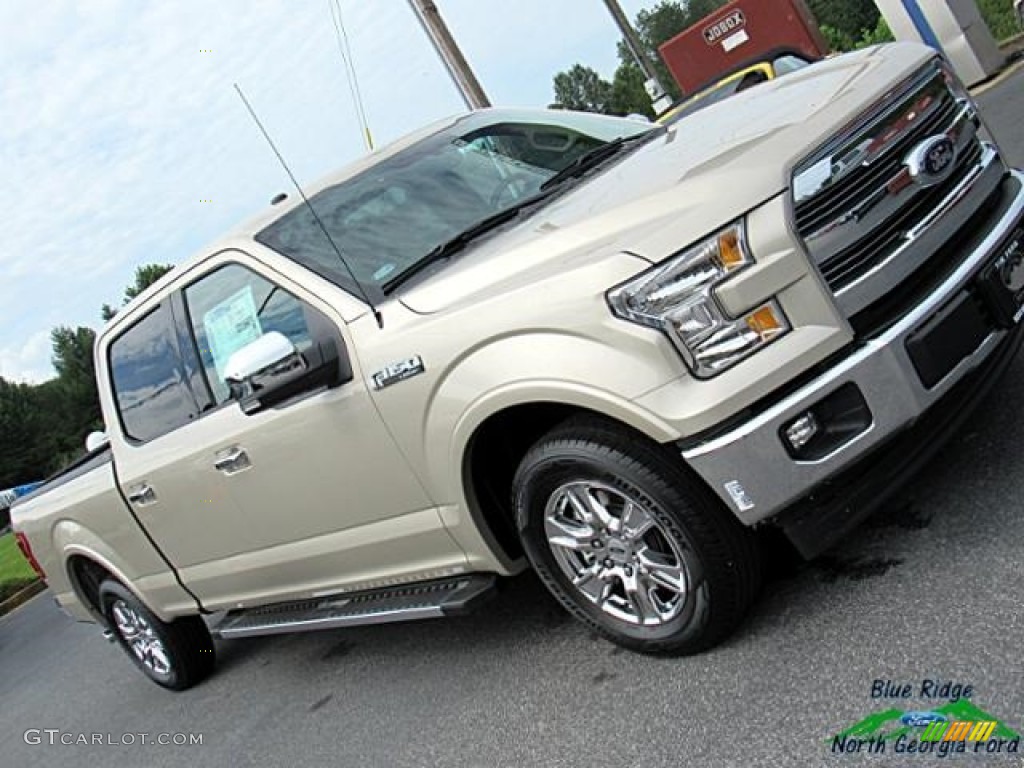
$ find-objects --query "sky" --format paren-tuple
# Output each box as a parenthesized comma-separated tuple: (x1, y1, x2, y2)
(0, 0, 656, 383)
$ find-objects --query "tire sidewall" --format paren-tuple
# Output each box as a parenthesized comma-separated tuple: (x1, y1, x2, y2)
(100, 581, 182, 689)
(514, 444, 712, 651)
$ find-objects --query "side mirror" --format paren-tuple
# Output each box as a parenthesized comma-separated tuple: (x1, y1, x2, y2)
(85, 431, 109, 452)
(224, 332, 307, 413)
(222, 326, 353, 414)
(224, 331, 302, 383)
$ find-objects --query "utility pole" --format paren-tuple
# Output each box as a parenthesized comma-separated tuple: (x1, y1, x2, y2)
(600, 0, 672, 113)
(407, 0, 491, 110)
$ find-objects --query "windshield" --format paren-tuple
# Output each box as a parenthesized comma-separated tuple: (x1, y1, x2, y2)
(255, 110, 652, 301)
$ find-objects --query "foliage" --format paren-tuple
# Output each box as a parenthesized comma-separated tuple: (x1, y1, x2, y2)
(48, 326, 103, 460)
(821, 15, 893, 53)
(819, 24, 856, 53)
(809, 0, 892, 52)
(806, 0, 880, 45)
(552, 0, 1022, 117)
(551, 0, 731, 116)
(553, 64, 614, 113)
(101, 263, 174, 321)
(0, 379, 46, 488)
(977, 0, 1021, 41)
(0, 263, 173, 488)
(610, 61, 653, 117)
(859, 16, 894, 48)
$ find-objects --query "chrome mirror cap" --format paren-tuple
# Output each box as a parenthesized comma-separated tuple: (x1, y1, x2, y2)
(223, 332, 299, 384)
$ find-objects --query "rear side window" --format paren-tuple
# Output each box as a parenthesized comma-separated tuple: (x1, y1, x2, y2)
(109, 303, 197, 443)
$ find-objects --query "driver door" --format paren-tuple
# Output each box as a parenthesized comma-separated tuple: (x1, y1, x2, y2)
(109, 253, 465, 611)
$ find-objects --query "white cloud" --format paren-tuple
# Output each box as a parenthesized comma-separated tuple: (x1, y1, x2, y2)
(0, 330, 54, 384)
(1, 0, 653, 387)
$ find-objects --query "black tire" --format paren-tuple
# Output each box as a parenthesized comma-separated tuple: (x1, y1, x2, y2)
(99, 580, 215, 690)
(513, 417, 761, 655)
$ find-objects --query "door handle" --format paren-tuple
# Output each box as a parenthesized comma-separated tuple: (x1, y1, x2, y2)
(127, 483, 157, 506)
(214, 446, 251, 475)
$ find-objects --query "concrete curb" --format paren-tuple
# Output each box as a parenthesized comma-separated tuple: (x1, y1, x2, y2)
(970, 55, 1024, 97)
(0, 580, 46, 617)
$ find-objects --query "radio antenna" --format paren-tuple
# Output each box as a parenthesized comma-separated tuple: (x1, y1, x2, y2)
(234, 83, 383, 328)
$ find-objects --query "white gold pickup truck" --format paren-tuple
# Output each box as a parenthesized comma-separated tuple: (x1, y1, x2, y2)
(13, 42, 1024, 689)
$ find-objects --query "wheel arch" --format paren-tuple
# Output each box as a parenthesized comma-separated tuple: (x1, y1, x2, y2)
(59, 540, 180, 624)
(65, 553, 118, 622)
(459, 392, 682, 569)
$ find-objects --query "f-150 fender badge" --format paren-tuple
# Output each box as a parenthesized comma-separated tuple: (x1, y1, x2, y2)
(371, 355, 425, 390)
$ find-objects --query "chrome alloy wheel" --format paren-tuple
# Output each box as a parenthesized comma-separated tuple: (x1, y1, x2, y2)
(110, 599, 172, 677)
(543, 480, 697, 626)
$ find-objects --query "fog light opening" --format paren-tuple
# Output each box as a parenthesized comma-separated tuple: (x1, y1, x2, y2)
(779, 383, 872, 461)
(784, 411, 820, 451)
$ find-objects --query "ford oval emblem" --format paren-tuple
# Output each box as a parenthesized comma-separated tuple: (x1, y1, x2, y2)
(905, 135, 957, 188)
(901, 710, 948, 727)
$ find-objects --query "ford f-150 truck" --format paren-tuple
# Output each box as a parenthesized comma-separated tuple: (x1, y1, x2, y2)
(12, 43, 1024, 690)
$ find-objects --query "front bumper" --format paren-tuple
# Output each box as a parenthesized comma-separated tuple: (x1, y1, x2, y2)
(680, 169, 1024, 535)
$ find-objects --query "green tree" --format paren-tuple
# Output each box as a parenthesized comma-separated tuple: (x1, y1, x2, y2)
(859, 16, 894, 47)
(0, 378, 44, 488)
(610, 0, 728, 110)
(102, 263, 174, 321)
(806, 0, 880, 50)
(552, 64, 614, 113)
(977, 0, 1019, 41)
(609, 61, 653, 116)
(552, 1, 731, 116)
(47, 326, 103, 465)
(50, 326, 96, 383)
(0, 263, 180, 485)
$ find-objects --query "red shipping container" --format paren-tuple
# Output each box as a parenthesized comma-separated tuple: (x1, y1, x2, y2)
(658, 0, 829, 95)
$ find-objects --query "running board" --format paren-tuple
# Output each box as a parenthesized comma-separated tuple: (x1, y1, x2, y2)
(211, 574, 496, 639)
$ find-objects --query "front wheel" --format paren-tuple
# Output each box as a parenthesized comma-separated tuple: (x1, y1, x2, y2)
(513, 418, 761, 654)
(99, 580, 215, 690)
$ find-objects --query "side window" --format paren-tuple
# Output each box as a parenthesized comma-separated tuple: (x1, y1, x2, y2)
(109, 303, 197, 443)
(183, 263, 315, 404)
(734, 69, 769, 94)
(773, 55, 809, 77)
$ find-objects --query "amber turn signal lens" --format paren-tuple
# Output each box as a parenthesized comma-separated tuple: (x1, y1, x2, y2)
(745, 305, 784, 338)
(717, 229, 746, 270)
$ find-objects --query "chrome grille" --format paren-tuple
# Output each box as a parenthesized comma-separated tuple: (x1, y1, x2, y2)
(791, 61, 998, 323)
(820, 142, 983, 290)
(794, 93, 959, 237)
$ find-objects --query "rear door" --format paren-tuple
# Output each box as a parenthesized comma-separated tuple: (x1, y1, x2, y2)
(103, 250, 467, 611)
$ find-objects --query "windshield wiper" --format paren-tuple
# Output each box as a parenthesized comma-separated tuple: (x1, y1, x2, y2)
(382, 191, 555, 294)
(538, 134, 644, 192)
(382, 133, 654, 295)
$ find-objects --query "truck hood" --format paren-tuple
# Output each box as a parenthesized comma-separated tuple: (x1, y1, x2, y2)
(399, 43, 933, 315)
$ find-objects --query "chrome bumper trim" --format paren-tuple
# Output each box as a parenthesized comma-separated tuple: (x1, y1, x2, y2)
(682, 169, 1024, 526)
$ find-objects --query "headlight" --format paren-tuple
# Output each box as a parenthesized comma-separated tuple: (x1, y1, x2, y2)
(607, 220, 789, 377)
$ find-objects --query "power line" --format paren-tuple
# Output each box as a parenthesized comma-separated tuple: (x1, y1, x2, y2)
(328, 0, 374, 151)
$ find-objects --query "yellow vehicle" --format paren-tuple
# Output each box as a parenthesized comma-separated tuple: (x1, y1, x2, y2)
(658, 53, 812, 125)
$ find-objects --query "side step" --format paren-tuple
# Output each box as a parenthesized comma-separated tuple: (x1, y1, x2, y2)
(211, 574, 496, 639)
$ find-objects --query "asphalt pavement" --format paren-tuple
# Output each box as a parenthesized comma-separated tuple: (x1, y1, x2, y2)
(4, 61, 1024, 768)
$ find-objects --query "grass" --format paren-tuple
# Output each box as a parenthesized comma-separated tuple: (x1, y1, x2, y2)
(979, 0, 1021, 43)
(0, 531, 39, 601)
